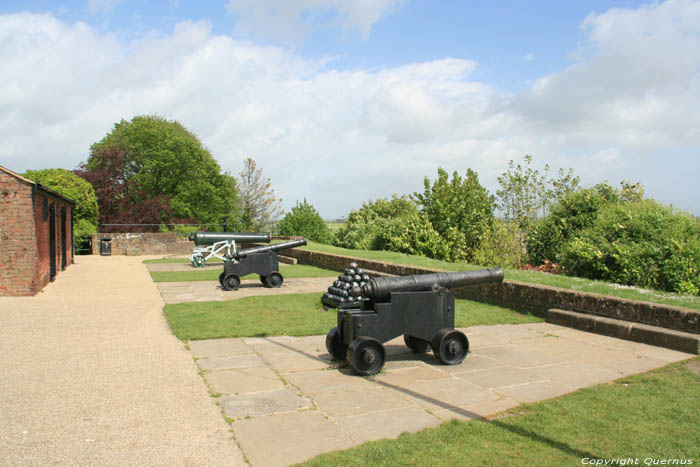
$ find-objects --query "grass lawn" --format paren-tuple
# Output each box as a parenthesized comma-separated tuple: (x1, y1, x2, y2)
(300, 358, 700, 466)
(294, 242, 700, 311)
(163, 293, 541, 341)
(149, 264, 338, 283)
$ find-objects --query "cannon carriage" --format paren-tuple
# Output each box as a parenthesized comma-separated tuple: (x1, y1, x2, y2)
(218, 238, 308, 291)
(325, 268, 504, 375)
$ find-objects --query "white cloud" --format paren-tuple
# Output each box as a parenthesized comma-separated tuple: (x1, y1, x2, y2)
(226, 0, 404, 41)
(1, 0, 699, 217)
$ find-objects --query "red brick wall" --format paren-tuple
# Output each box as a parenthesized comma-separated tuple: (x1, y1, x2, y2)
(0, 172, 74, 296)
(0, 173, 36, 296)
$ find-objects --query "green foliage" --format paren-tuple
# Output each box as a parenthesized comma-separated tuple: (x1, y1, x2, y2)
(380, 212, 452, 260)
(560, 200, 700, 295)
(497, 154, 580, 230)
(527, 184, 621, 264)
(86, 115, 238, 226)
(413, 168, 495, 261)
(473, 219, 524, 269)
(276, 199, 332, 243)
(334, 196, 418, 250)
(23, 168, 99, 248)
(158, 223, 200, 236)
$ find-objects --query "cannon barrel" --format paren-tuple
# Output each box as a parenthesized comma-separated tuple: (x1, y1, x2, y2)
(188, 232, 271, 246)
(352, 268, 504, 300)
(234, 238, 307, 259)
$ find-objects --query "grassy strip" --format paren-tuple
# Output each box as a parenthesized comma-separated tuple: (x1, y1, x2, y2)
(163, 293, 541, 341)
(300, 358, 700, 466)
(295, 242, 700, 311)
(150, 264, 338, 283)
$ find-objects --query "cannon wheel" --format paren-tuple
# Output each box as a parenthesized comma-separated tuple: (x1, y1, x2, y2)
(431, 329, 469, 365)
(222, 274, 241, 291)
(347, 337, 385, 376)
(325, 327, 348, 360)
(218, 272, 225, 287)
(192, 255, 206, 268)
(404, 335, 431, 353)
(265, 272, 283, 288)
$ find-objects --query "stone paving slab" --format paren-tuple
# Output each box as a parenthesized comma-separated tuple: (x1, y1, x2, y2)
(188, 323, 693, 466)
(157, 277, 332, 304)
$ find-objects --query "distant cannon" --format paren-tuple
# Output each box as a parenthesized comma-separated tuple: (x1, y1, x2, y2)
(219, 238, 307, 291)
(188, 232, 271, 267)
(326, 268, 504, 375)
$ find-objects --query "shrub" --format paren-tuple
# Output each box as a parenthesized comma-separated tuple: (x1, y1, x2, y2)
(276, 199, 332, 244)
(560, 200, 700, 294)
(526, 185, 619, 264)
(413, 168, 494, 261)
(334, 196, 417, 250)
(473, 220, 525, 269)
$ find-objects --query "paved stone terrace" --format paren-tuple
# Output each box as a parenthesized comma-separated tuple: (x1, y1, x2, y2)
(190, 323, 692, 467)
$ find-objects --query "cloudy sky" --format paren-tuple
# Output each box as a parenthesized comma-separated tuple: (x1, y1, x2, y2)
(1, 0, 699, 218)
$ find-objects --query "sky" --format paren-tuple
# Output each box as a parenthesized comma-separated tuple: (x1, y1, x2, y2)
(1, 0, 699, 218)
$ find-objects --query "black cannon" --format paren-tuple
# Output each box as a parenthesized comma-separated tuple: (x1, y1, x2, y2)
(188, 232, 272, 267)
(325, 268, 504, 375)
(219, 238, 307, 291)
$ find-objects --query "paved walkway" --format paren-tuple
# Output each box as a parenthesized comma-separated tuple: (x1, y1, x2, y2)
(191, 325, 692, 467)
(0, 256, 245, 466)
(156, 277, 332, 304)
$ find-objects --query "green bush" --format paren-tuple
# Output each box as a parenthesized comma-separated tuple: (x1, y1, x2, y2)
(527, 184, 620, 264)
(560, 200, 700, 295)
(413, 168, 494, 261)
(334, 196, 417, 250)
(277, 199, 332, 244)
(473, 220, 524, 269)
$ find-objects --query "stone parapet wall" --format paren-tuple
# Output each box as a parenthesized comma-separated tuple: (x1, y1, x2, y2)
(282, 247, 699, 335)
(91, 233, 192, 256)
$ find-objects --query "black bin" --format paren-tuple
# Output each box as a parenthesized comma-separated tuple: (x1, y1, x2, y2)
(99, 237, 112, 256)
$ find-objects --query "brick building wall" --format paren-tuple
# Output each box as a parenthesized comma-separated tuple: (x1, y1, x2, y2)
(0, 167, 74, 296)
(0, 171, 36, 295)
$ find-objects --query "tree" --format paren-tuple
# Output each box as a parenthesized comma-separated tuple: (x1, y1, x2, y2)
(277, 199, 332, 243)
(413, 168, 495, 261)
(23, 168, 99, 249)
(238, 158, 283, 231)
(77, 147, 175, 232)
(497, 155, 580, 230)
(82, 115, 238, 230)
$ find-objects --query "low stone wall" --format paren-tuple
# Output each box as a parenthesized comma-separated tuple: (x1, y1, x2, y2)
(91, 233, 191, 256)
(283, 247, 699, 335)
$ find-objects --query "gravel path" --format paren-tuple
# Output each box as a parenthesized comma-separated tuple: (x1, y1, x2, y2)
(0, 255, 246, 466)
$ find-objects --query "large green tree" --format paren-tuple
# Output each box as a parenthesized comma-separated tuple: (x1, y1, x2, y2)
(83, 115, 238, 229)
(23, 168, 98, 249)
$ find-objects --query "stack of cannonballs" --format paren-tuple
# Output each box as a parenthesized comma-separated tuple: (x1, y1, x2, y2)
(321, 262, 371, 308)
